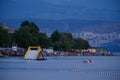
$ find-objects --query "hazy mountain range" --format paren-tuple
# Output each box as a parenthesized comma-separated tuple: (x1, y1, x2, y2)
(1, 19, 120, 33)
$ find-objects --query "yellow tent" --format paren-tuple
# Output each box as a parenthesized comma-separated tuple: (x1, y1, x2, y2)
(24, 46, 47, 60)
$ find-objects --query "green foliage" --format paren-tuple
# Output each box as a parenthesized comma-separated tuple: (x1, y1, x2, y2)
(14, 21, 40, 48)
(50, 30, 90, 50)
(51, 30, 61, 42)
(0, 21, 90, 50)
(8, 33, 15, 46)
(72, 38, 90, 49)
(59, 32, 73, 50)
(51, 30, 61, 50)
(51, 30, 73, 50)
(0, 27, 10, 47)
(39, 32, 53, 48)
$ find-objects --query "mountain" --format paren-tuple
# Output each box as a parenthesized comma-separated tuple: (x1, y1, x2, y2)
(1, 19, 120, 33)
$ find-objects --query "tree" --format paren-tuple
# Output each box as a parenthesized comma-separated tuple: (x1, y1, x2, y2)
(59, 32, 73, 50)
(39, 32, 53, 48)
(14, 21, 40, 48)
(51, 30, 61, 42)
(0, 27, 10, 47)
(9, 33, 15, 46)
(51, 30, 73, 50)
(13, 21, 90, 50)
(72, 38, 90, 49)
(51, 30, 61, 50)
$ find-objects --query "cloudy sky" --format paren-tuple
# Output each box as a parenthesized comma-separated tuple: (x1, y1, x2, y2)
(0, 0, 120, 21)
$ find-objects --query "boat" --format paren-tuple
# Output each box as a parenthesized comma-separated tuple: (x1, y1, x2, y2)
(83, 59, 94, 63)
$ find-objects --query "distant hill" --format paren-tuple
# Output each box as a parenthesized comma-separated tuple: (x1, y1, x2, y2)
(0, 19, 120, 33)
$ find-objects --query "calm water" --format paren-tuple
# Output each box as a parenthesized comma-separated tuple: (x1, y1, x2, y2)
(0, 56, 120, 80)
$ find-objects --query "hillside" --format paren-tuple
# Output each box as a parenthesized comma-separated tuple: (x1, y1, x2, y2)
(0, 19, 120, 33)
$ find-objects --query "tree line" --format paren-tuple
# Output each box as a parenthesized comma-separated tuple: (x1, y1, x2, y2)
(0, 21, 90, 50)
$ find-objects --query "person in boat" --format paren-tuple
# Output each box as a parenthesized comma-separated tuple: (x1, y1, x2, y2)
(88, 59, 92, 63)
(83, 59, 93, 63)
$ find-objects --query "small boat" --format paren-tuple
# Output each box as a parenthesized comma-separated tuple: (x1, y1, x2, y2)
(83, 59, 94, 63)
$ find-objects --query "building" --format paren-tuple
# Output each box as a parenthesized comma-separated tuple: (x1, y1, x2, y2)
(88, 47, 108, 53)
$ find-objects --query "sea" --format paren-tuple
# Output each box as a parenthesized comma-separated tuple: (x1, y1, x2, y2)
(0, 56, 120, 80)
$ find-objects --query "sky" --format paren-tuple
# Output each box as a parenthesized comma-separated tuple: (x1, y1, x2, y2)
(0, 0, 120, 21)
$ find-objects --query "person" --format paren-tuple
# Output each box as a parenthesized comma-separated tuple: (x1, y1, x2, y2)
(89, 59, 92, 63)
